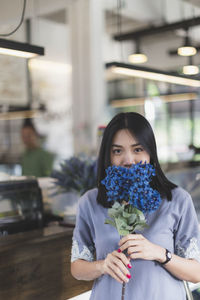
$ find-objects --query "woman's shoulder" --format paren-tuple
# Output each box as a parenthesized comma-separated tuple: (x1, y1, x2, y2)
(171, 186, 191, 199)
(80, 187, 98, 200)
(170, 186, 193, 209)
(78, 188, 98, 209)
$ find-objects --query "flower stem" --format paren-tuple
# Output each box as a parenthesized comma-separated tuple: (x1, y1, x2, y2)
(120, 236, 127, 300)
(121, 282, 126, 300)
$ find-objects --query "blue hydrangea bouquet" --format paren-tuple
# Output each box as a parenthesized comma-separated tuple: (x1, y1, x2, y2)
(101, 162, 161, 236)
(101, 162, 162, 300)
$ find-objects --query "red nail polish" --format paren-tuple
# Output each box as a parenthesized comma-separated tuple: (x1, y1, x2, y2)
(127, 264, 132, 269)
(126, 274, 131, 279)
(117, 248, 122, 253)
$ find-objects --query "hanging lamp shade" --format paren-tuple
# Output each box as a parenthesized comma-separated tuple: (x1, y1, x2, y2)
(177, 35, 197, 56)
(183, 65, 199, 74)
(128, 40, 147, 64)
(183, 56, 199, 75)
(0, 38, 45, 58)
(128, 53, 148, 63)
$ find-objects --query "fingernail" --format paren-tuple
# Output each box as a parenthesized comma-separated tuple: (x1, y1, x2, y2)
(117, 248, 122, 253)
(126, 274, 131, 279)
(127, 264, 132, 269)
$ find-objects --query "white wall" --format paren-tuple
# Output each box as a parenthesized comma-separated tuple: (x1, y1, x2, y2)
(29, 18, 73, 161)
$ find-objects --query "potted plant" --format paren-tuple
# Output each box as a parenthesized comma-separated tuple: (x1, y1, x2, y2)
(51, 156, 97, 223)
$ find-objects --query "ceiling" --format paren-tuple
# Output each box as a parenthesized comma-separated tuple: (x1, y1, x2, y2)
(1, 0, 200, 72)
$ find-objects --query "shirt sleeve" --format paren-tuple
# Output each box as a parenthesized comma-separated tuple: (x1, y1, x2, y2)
(174, 191, 200, 262)
(71, 192, 95, 262)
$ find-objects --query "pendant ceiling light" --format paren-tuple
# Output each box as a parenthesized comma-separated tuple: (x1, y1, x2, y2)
(106, 62, 200, 87)
(0, 0, 44, 59)
(128, 39, 147, 64)
(182, 56, 199, 75)
(0, 38, 44, 58)
(177, 30, 197, 56)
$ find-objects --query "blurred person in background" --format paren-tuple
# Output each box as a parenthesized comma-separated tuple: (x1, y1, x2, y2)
(21, 119, 54, 177)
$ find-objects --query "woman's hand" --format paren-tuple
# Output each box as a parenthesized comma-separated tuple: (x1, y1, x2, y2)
(102, 250, 132, 283)
(119, 234, 166, 262)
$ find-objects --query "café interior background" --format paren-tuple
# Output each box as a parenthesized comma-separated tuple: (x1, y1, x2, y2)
(1, 0, 200, 175)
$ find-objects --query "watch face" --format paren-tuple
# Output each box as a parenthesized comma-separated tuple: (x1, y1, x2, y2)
(167, 250, 172, 260)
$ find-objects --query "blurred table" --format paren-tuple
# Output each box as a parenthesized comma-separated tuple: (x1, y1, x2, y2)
(0, 225, 93, 300)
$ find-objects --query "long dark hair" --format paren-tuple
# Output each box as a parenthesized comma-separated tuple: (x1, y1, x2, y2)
(97, 112, 177, 207)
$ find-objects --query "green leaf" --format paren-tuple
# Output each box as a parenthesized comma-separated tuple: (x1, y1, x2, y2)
(104, 218, 116, 228)
(108, 208, 120, 218)
(118, 229, 130, 236)
(135, 209, 145, 221)
(114, 218, 125, 233)
(115, 217, 127, 227)
(108, 203, 125, 219)
(124, 225, 134, 230)
(134, 222, 148, 231)
(112, 202, 121, 209)
(105, 202, 148, 236)
(122, 211, 131, 219)
(128, 214, 137, 225)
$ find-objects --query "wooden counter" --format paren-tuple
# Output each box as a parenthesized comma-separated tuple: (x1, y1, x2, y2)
(0, 225, 93, 300)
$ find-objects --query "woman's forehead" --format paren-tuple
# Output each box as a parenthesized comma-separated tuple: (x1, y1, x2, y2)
(112, 129, 138, 144)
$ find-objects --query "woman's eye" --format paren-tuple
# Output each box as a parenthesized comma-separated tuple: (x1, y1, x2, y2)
(134, 147, 143, 153)
(113, 149, 121, 154)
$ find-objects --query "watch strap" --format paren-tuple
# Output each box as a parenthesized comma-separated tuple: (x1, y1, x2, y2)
(160, 249, 172, 265)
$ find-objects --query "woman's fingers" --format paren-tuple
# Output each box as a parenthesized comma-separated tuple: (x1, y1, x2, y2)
(118, 234, 160, 261)
(119, 234, 144, 248)
(105, 267, 125, 284)
(116, 249, 131, 266)
(103, 251, 132, 283)
(119, 234, 142, 253)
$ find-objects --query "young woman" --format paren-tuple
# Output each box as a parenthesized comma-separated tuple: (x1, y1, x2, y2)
(71, 112, 200, 300)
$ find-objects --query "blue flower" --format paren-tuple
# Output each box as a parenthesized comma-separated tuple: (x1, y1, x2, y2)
(101, 162, 161, 213)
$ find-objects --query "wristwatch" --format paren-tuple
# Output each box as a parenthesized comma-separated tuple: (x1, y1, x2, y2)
(160, 249, 172, 265)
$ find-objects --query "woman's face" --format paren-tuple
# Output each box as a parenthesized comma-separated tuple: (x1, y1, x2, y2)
(110, 129, 150, 167)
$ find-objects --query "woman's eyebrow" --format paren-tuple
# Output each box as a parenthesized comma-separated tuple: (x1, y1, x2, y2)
(131, 143, 141, 147)
(111, 144, 123, 148)
(111, 143, 141, 147)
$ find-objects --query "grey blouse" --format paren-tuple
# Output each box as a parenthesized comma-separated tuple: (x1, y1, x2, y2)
(71, 187, 200, 300)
